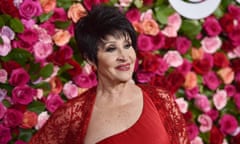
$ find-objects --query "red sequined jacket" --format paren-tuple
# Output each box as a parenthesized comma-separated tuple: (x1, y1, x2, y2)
(29, 84, 190, 144)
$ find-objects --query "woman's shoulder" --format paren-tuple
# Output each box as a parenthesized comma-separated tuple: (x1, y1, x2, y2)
(137, 83, 172, 98)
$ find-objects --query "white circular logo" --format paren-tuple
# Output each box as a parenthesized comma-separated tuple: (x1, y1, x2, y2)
(169, 0, 221, 19)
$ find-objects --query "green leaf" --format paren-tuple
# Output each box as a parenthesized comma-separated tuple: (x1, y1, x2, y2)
(58, 63, 73, 75)
(57, 0, 73, 9)
(0, 48, 32, 66)
(9, 18, 24, 33)
(19, 128, 35, 142)
(39, 63, 54, 78)
(179, 19, 202, 39)
(2, 99, 12, 108)
(29, 62, 41, 81)
(0, 14, 11, 26)
(134, 0, 143, 8)
(54, 21, 71, 29)
(0, 16, 4, 27)
(154, 5, 174, 25)
(38, 11, 54, 23)
(27, 101, 46, 114)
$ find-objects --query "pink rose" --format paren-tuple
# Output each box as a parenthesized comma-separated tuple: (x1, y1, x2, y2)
(125, 8, 141, 22)
(46, 93, 64, 113)
(224, 84, 236, 97)
(83, 0, 109, 11)
(0, 103, 6, 119)
(12, 85, 36, 105)
(73, 71, 97, 88)
(203, 71, 221, 90)
(198, 114, 213, 132)
(194, 94, 211, 112)
(185, 87, 199, 100)
(161, 25, 178, 37)
(167, 13, 182, 31)
(0, 69, 7, 83)
(15, 140, 27, 144)
(0, 124, 12, 144)
(33, 42, 53, 60)
(219, 114, 238, 135)
(35, 26, 52, 43)
(163, 50, 183, 67)
(18, 28, 39, 45)
(177, 59, 192, 76)
(175, 97, 188, 113)
(19, 0, 43, 19)
(150, 32, 165, 50)
(3, 109, 23, 128)
(229, 28, 240, 47)
(9, 68, 30, 86)
(63, 81, 79, 99)
(187, 123, 199, 140)
(175, 36, 191, 54)
(49, 8, 68, 22)
(213, 90, 227, 110)
(206, 109, 219, 121)
(201, 36, 222, 54)
(137, 34, 153, 51)
(140, 9, 153, 21)
(136, 70, 153, 83)
(191, 137, 204, 144)
(0, 26, 15, 40)
(35, 111, 49, 130)
(0, 35, 11, 56)
(203, 16, 222, 36)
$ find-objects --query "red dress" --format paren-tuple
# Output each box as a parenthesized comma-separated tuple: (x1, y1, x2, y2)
(29, 84, 189, 144)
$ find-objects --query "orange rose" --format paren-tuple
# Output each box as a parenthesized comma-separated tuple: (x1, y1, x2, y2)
(68, 3, 87, 23)
(132, 21, 144, 34)
(191, 47, 204, 60)
(50, 77, 63, 94)
(183, 71, 198, 89)
(40, 0, 56, 13)
(21, 111, 38, 129)
(217, 67, 234, 84)
(141, 19, 159, 36)
(52, 29, 71, 46)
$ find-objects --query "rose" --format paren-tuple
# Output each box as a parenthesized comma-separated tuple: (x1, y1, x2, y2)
(194, 94, 211, 112)
(125, 8, 141, 22)
(192, 57, 212, 75)
(0, 69, 7, 83)
(33, 42, 53, 60)
(48, 45, 73, 65)
(224, 84, 237, 97)
(35, 111, 50, 130)
(161, 25, 178, 37)
(185, 87, 199, 100)
(155, 57, 168, 76)
(183, 71, 197, 90)
(3, 109, 23, 128)
(175, 36, 191, 54)
(219, 114, 238, 135)
(9, 68, 30, 86)
(63, 81, 79, 99)
(201, 36, 222, 54)
(49, 7, 68, 22)
(67, 3, 87, 23)
(0, 35, 11, 56)
(17, 28, 39, 45)
(213, 52, 229, 68)
(52, 30, 71, 46)
(136, 70, 154, 83)
(83, 0, 109, 11)
(46, 93, 64, 113)
(222, 40, 235, 52)
(49, 77, 63, 94)
(12, 85, 36, 105)
(163, 37, 176, 49)
(233, 93, 240, 109)
(203, 16, 222, 36)
(119, 0, 133, 7)
(0, 103, 6, 119)
(175, 97, 188, 114)
(19, 0, 43, 19)
(191, 136, 204, 144)
(187, 123, 199, 140)
(150, 32, 165, 50)
(191, 47, 204, 60)
(213, 90, 227, 110)
(143, 0, 153, 5)
(137, 34, 153, 51)
(35, 26, 52, 43)
(141, 19, 159, 36)
(231, 58, 240, 73)
(210, 126, 224, 144)
(163, 50, 183, 68)
(67, 59, 83, 77)
(165, 70, 185, 93)
(167, 13, 182, 31)
(177, 59, 192, 76)
(206, 109, 219, 121)
(228, 28, 240, 46)
(40, 0, 56, 13)
(231, 133, 240, 144)
(198, 114, 213, 132)
(15, 140, 27, 144)
(20, 111, 37, 129)
(217, 67, 234, 84)
(12, 39, 33, 52)
(73, 71, 97, 88)
(228, 4, 240, 18)
(0, 124, 12, 144)
(0, 0, 20, 18)
(219, 13, 234, 33)
(0, 26, 15, 40)
(203, 71, 221, 90)
(141, 52, 161, 73)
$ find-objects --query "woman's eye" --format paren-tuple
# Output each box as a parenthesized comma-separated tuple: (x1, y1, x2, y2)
(105, 47, 116, 52)
(124, 43, 131, 49)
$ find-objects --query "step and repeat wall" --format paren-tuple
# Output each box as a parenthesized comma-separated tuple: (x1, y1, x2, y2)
(0, 0, 240, 143)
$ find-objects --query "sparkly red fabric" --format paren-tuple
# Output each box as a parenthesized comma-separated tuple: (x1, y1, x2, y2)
(29, 84, 189, 144)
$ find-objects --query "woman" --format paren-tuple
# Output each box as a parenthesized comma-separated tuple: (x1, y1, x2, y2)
(29, 5, 189, 144)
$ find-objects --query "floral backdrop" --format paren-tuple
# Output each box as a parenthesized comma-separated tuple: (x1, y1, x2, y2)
(0, 0, 240, 143)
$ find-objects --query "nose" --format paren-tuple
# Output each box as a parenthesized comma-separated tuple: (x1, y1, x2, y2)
(116, 49, 127, 62)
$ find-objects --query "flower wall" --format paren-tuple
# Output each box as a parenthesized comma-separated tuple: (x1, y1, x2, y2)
(0, 0, 240, 143)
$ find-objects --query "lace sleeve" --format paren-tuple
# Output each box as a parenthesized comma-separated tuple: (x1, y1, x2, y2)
(156, 89, 189, 144)
(29, 103, 73, 144)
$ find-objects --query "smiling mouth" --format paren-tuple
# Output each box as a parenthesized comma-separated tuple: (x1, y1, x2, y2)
(115, 64, 131, 71)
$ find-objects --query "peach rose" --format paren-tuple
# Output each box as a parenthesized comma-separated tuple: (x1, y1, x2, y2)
(191, 47, 204, 60)
(52, 29, 71, 46)
(217, 67, 234, 84)
(132, 21, 144, 33)
(50, 76, 63, 94)
(21, 111, 38, 129)
(141, 19, 159, 36)
(40, 0, 56, 13)
(184, 71, 198, 89)
(68, 3, 87, 23)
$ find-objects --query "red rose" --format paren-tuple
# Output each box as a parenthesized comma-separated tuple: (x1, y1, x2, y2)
(66, 59, 82, 77)
(141, 52, 161, 73)
(165, 70, 185, 93)
(230, 58, 240, 73)
(219, 13, 234, 33)
(231, 133, 240, 144)
(9, 68, 30, 86)
(209, 126, 224, 144)
(163, 37, 176, 49)
(143, 0, 154, 5)
(213, 52, 229, 68)
(48, 45, 73, 66)
(0, 0, 20, 18)
(83, 0, 109, 10)
(1, 61, 21, 74)
(192, 58, 212, 75)
(150, 75, 168, 90)
(221, 40, 235, 52)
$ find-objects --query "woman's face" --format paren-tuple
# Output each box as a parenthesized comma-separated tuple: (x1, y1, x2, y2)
(96, 34, 136, 84)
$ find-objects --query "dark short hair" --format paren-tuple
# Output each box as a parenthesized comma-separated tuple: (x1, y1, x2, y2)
(74, 4, 137, 64)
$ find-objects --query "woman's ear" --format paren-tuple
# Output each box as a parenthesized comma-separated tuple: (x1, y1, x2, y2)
(86, 59, 97, 70)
